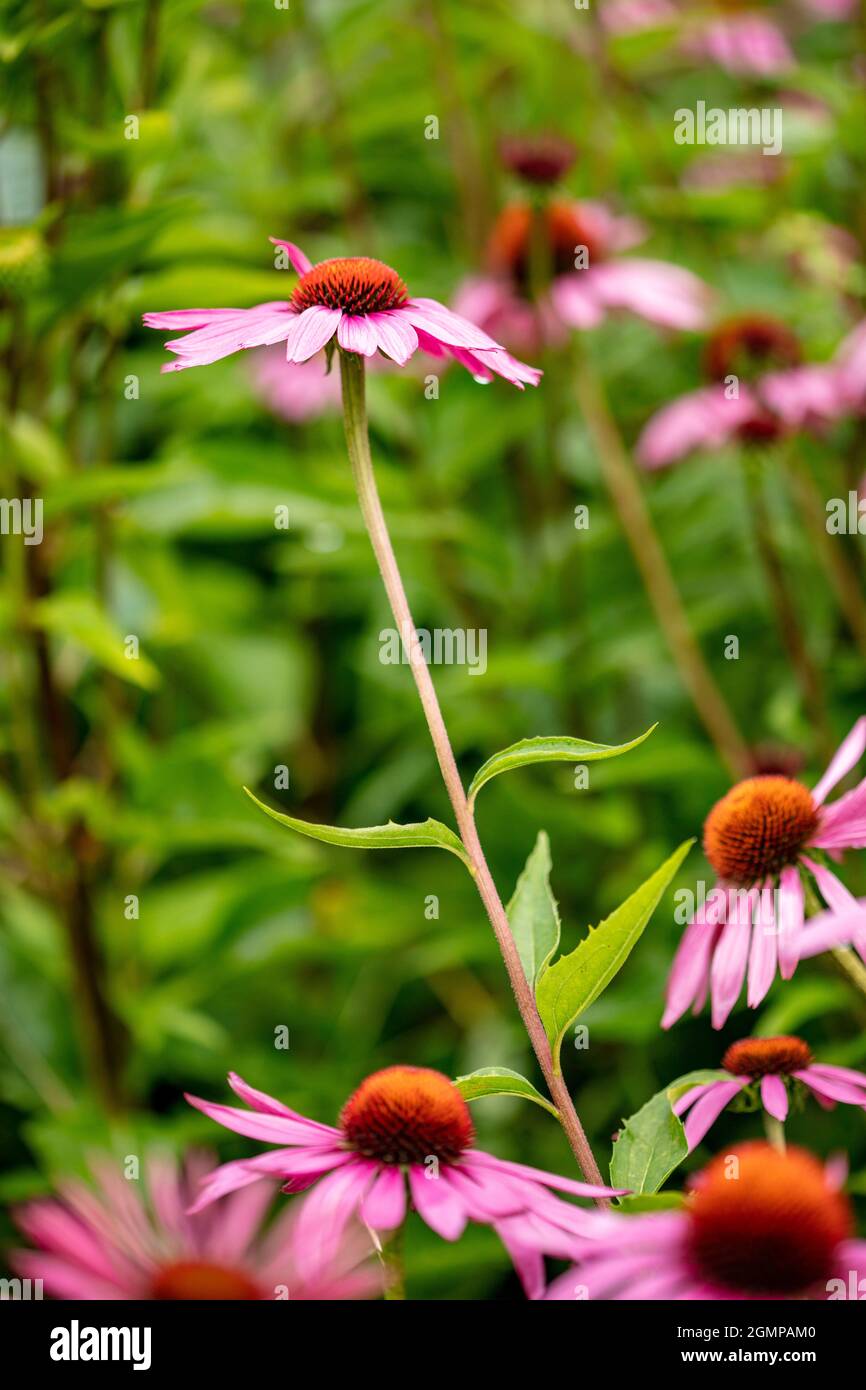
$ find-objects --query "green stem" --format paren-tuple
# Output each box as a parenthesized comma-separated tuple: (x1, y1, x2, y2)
(338, 348, 608, 1196)
(832, 946, 866, 1001)
(763, 1112, 786, 1154)
(382, 1224, 406, 1300)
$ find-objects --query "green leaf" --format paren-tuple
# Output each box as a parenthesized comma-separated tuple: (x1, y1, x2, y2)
(454, 1067, 559, 1118)
(244, 787, 470, 866)
(536, 839, 694, 1071)
(467, 725, 656, 807)
(506, 831, 561, 987)
(32, 592, 160, 690)
(610, 1069, 726, 1196)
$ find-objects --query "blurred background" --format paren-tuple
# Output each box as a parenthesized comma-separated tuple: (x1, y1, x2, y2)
(1, 0, 865, 1298)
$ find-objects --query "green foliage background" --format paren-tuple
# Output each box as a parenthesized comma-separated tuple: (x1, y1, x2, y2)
(1, 0, 865, 1298)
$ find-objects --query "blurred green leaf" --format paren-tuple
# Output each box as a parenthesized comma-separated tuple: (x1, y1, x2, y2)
(611, 1069, 725, 1195)
(32, 593, 160, 689)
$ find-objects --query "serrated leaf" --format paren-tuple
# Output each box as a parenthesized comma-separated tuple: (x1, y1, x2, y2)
(454, 1067, 558, 1117)
(536, 839, 694, 1071)
(244, 787, 470, 865)
(467, 725, 656, 807)
(610, 1069, 727, 1196)
(506, 831, 561, 987)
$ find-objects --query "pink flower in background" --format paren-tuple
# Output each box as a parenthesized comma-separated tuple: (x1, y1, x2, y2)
(251, 347, 342, 422)
(186, 1067, 623, 1298)
(13, 1151, 380, 1300)
(835, 319, 866, 410)
(637, 314, 853, 468)
(600, 0, 678, 34)
(673, 1036, 866, 1150)
(663, 718, 866, 1030)
(684, 9, 794, 76)
(144, 237, 541, 389)
(545, 1143, 865, 1300)
(798, 0, 856, 17)
(455, 199, 710, 354)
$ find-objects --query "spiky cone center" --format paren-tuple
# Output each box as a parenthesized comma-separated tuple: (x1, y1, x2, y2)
(291, 257, 409, 315)
(150, 1259, 263, 1300)
(499, 134, 577, 186)
(723, 1035, 813, 1077)
(704, 314, 802, 382)
(703, 775, 818, 885)
(340, 1066, 475, 1164)
(487, 201, 605, 285)
(687, 1143, 851, 1296)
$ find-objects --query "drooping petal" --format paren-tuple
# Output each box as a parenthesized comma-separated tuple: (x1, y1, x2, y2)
(806, 1062, 866, 1092)
(464, 1149, 627, 1199)
(408, 1167, 468, 1241)
(777, 865, 805, 979)
(682, 1080, 746, 1150)
(760, 1074, 789, 1122)
(227, 1073, 341, 1135)
(585, 258, 712, 331)
(268, 237, 313, 276)
(709, 889, 756, 1028)
(794, 1070, 866, 1106)
(143, 308, 244, 330)
(662, 891, 726, 1028)
(636, 385, 759, 470)
(811, 717, 866, 804)
(336, 314, 379, 356)
(284, 306, 343, 363)
(550, 272, 606, 329)
(367, 310, 419, 364)
(494, 1221, 547, 1300)
(401, 297, 504, 350)
(747, 883, 778, 1007)
(359, 1167, 406, 1231)
(184, 1093, 338, 1147)
(671, 1082, 715, 1118)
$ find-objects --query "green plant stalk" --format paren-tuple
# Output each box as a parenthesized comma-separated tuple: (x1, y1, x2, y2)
(573, 349, 751, 780)
(763, 1112, 786, 1154)
(382, 1224, 406, 1301)
(338, 348, 608, 1194)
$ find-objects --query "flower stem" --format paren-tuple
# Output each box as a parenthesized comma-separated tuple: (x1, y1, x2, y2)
(573, 349, 751, 780)
(787, 449, 866, 662)
(763, 1112, 786, 1154)
(338, 348, 608, 1195)
(832, 945, 866, 1001)
(382, 1224, 406, 1301)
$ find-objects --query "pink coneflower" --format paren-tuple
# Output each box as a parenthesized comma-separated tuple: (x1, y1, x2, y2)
(12, 1151, 380, 1300)
(454, 199, 710, 353)
(546, 1143, 866, 1300)
(144, 237, 541, 389)
(683, 4, 794, 76)
(663, 717, 866, 1030)
(250, 346, 342, 423)
(499, 134, 577, 187)
(637, 314, 852, 468)
(185, 1067, 621, 1294)
(674, 1036, 866, 1149)
(600, 0, 678, 35)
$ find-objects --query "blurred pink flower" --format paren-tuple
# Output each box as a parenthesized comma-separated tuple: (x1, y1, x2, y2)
(251, 347, 342, 422)
(545, 1143, 866, 1301)
(684, 10, 794, 76)
(13, 1150, 381, 1300)
(599, 0, 678, 35)
(663, 720, 866, 1030)
(454, 199, 710, 354)
(637, 315, 855, 468)
(835, 319, 866, 410)
(186, 1066, 623, 1298)
(144, 237, 541, 389)
(798, 0, 856, 16)
(673, 1036, 866, 1150)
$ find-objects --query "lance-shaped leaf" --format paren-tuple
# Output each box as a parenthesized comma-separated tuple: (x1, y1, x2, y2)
(610, 1069, 728, 1196)
(467, 725, 656, 808)
(454, 1067, 558, 1118)
(244, 787, 470, 866)
(506, 831, 560, 986)
(536, 839, 694, 1071)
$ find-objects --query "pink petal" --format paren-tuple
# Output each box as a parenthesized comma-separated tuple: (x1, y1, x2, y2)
(143, 308, 243, 330)
(587, 259, 712, 331)
(336, 314, 379, 356)
(709, 889, 756, 1028)
(359, 1167, 406, 1231)
(464, 1149, 626, 1199)
(663, 891, 727, 1028)
(807, 1062, 866, 1091)
(284, 306, 342, 363)
(777, 865, 805, 979)
(760, 1074, 789, 1122)
(682, 1080, 746, 1150)
(672, 1082, 715, 1118)
(795, 1070, 866, 1105)
(401, 297, 503, 350)
(408, 1167, 468, 1241)
(636, 385, 758, 470)
(747, 883, 778, 1007)
(494, 1222, 546, 1299)
(811, 717, 866, 804)
(227, 1073, 340, 1135)
(550, 273, 606, 329)
(184, 1092, 337, 1147)
(367, 310, 419, 364)
(268, 237, 313, 276)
